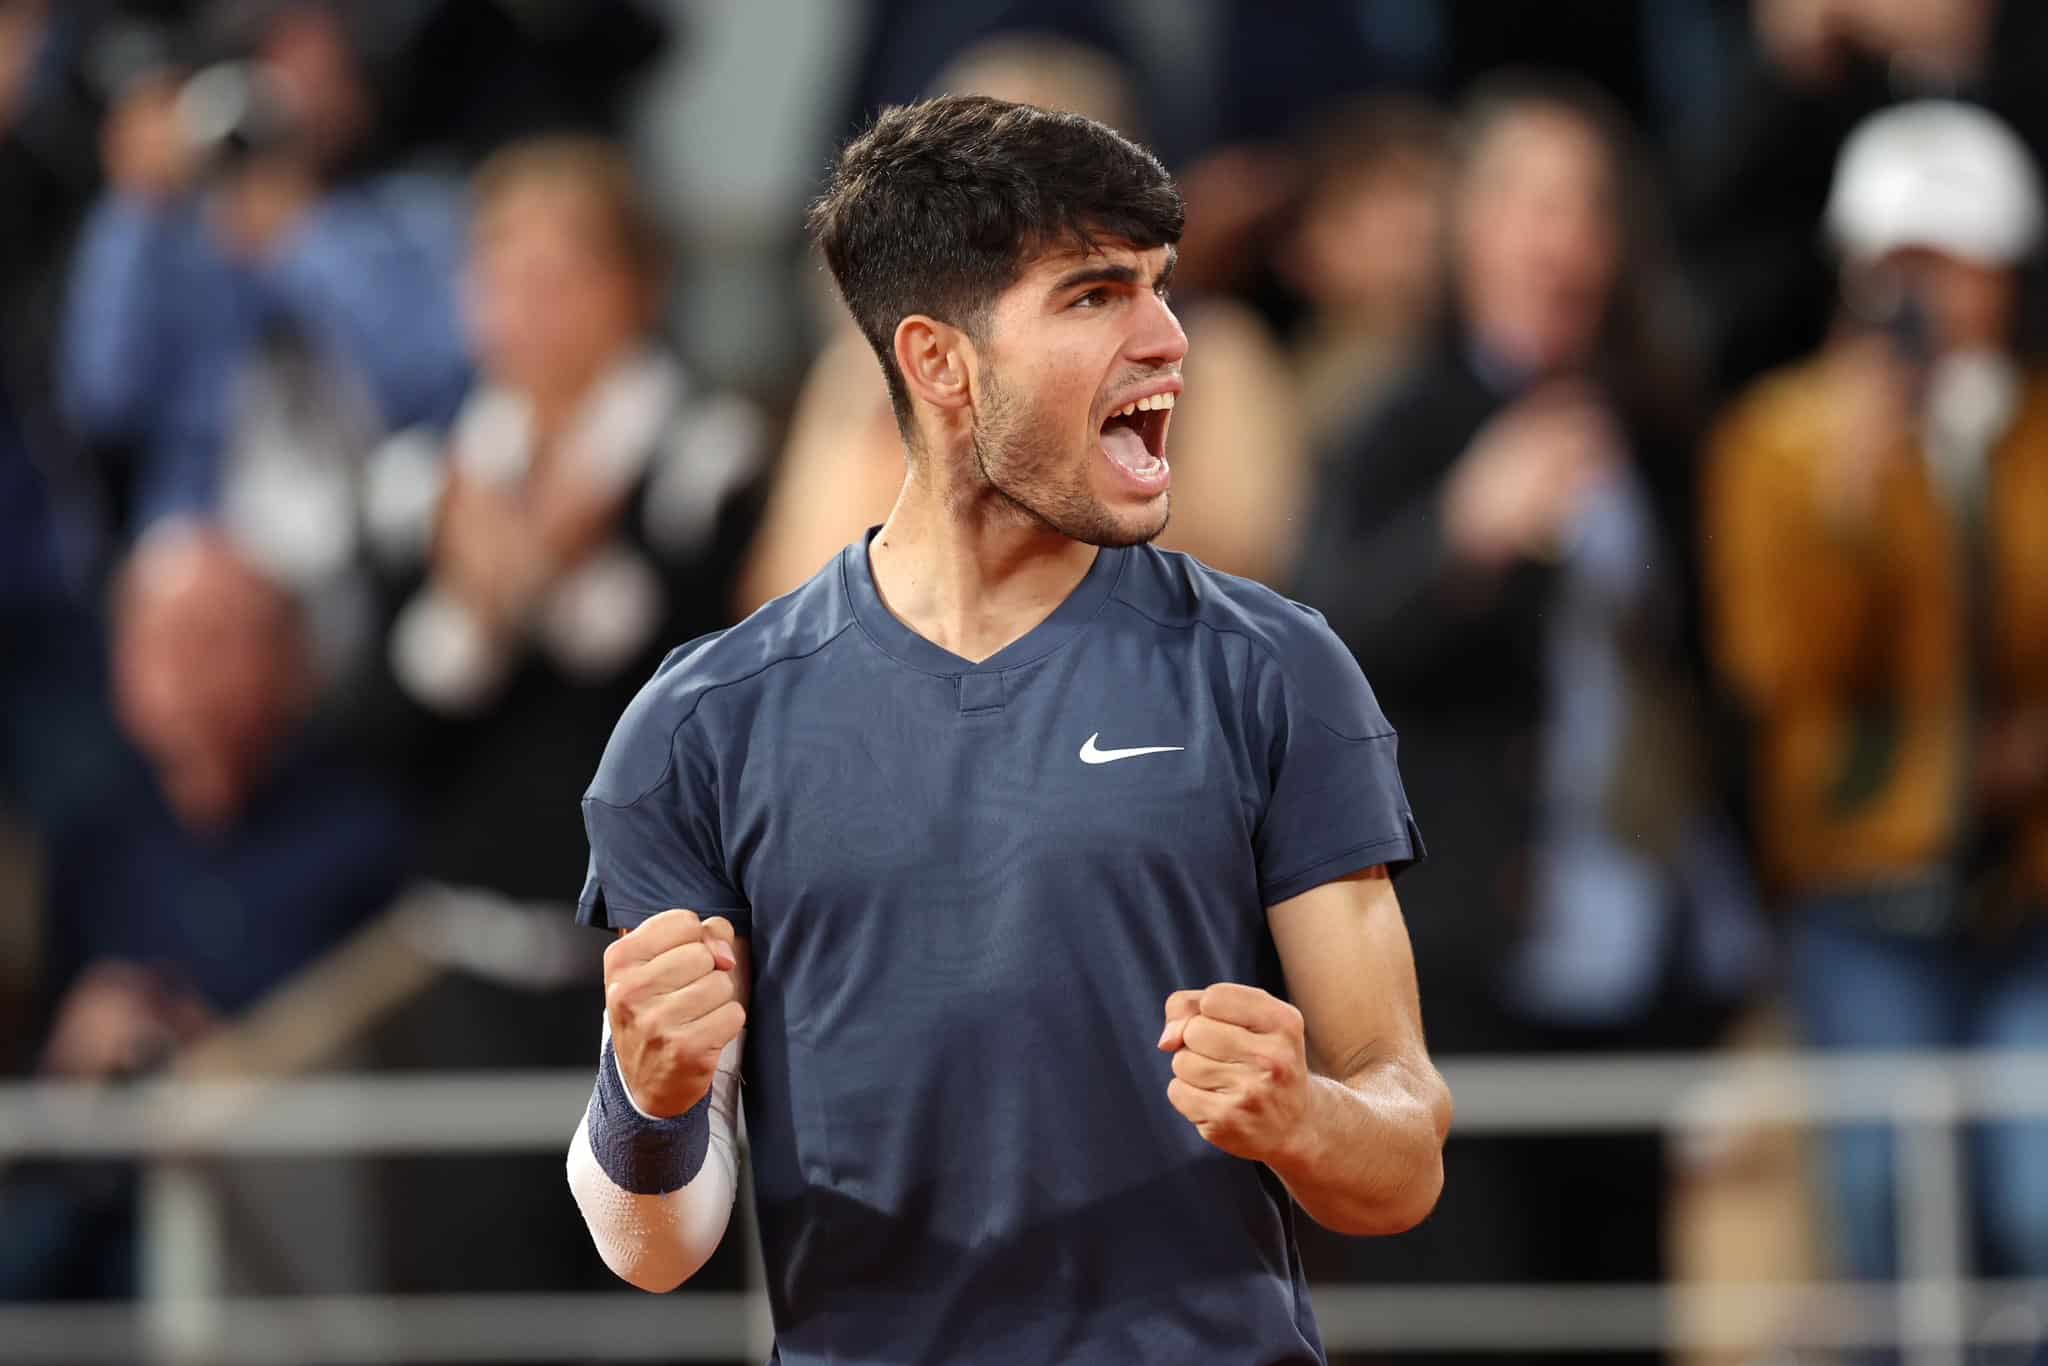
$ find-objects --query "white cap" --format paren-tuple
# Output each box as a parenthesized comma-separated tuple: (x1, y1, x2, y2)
(1826, 100, 2044, 266)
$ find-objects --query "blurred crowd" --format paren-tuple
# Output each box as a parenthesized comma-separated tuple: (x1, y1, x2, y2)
(9, 0, 2048, 1361)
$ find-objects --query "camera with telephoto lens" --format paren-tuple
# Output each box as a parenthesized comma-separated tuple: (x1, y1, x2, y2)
(1844, 266, 1935, 370)
(175, 59, 302, 179)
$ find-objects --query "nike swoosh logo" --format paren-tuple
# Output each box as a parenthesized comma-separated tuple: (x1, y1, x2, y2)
(1079, 733, 1186, 765)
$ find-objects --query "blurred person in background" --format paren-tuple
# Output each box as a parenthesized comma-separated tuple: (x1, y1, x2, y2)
(59, 0, 469, 549)
(1273, 95, 1451, 458)
(357, 133, 765, 909)
(1291, 74, 1763, 1362)
(2, 524, 411, 1302)
(1682, 0, 2048, 397)
(27, 0, 459, 1073)
(738, 31, 1311, 609)
(7, 5, 444, 1299)
(1703, 100, 2048, 1299)
(1162, 0, 1744, 332)
(46, 522, 408, 1024)
(348, 135, 764, 1298)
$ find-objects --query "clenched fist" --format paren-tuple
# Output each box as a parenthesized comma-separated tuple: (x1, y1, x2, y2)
(1157, 983, 1312, 1164)
(604, 909, 747, 1118)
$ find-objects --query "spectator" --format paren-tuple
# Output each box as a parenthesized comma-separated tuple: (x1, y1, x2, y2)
(112, 526, 307, 833)
(3, 525, 411, 1302)
(738, 33, 1311, 607)
(1703, 100, 2048, 1293)
(356, 134, 765, 902)
(80, 525, 411, 1012)
(1273, 95, 1451, 456)
(345, 136, 764, 1301)
(59, 0, 469, 543)
(1681, 0, 2048, 396)
(1291, 73, 1762, 1361)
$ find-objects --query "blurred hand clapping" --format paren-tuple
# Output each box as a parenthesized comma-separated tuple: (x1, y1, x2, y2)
(1442, 384, 1624, 569)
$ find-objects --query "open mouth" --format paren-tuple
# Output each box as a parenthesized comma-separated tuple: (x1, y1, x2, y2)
(1098, 392, 1173, 487)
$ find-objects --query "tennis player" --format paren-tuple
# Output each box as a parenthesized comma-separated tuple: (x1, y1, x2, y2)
(567, 94, 1450, 1365)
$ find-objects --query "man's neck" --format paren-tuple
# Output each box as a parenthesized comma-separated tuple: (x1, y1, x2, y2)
(866, 462, 1099, 665)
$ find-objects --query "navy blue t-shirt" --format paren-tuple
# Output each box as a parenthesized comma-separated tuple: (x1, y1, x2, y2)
(579, 533, 1422, 1366)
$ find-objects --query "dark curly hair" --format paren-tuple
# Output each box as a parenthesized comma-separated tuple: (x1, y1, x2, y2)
(808, 94, 1184, 428)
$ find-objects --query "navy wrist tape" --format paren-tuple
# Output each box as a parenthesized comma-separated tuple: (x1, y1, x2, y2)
(589, 1039, 712, 1195)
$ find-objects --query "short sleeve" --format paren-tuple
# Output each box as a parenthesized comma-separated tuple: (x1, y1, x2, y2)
(1251, 606, 1425, 906)
(578, 679, 750, 935)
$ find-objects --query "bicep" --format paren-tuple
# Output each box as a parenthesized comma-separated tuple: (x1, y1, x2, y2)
(1266, 866, 1426, 1078)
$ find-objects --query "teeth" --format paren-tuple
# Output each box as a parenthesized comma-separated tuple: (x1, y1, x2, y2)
(1113, 392, 1177, 418)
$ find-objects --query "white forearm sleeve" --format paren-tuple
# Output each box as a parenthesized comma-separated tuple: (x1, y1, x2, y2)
(567, 1015, 743, 1292)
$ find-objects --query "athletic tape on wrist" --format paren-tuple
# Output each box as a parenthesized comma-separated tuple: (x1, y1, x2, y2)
(588, 1038, 711, 1195)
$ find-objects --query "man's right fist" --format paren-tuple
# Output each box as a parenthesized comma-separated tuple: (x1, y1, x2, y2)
(604, 909, 747, 1119)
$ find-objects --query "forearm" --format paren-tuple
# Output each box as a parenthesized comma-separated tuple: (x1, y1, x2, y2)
(566, 1021, 742, 1292)
(62, 195, 177, 438)
(267, 185, 471, 428)
(1267, 1058, 1451, 1237)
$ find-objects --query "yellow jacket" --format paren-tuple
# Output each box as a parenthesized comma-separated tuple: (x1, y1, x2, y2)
(1703, 357, 2048, 901)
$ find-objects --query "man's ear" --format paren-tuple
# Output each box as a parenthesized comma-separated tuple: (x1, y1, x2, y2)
(893, 315, 976, 415)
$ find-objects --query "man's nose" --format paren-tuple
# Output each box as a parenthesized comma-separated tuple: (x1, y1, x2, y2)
(1130, 291, 1189, 368)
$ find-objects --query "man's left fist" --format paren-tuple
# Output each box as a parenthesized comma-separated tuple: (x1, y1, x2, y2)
(1157, 983, 1312, 1163)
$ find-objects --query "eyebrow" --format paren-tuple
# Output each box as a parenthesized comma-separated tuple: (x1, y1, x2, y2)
(1049, 247, 1178, 296)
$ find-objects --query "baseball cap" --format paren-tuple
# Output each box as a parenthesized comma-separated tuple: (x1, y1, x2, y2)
(1825, 100, 2044, 266)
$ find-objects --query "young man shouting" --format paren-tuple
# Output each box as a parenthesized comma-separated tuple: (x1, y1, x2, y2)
(568, 94, 1450, 1365)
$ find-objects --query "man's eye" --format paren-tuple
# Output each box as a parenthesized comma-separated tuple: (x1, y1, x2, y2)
(1073, 288, 1109, 309)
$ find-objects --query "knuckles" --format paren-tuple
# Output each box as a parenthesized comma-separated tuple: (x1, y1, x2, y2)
(602, 909, 703, 973)
(1192, 984, 1303, 1041)
(1180, 1015, 1222, 1056)
(606, 960, 739, 1048)
(604, 943, 717, 998)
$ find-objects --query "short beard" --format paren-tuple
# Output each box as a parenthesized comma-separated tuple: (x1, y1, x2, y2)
(969, 368, 1168, 549)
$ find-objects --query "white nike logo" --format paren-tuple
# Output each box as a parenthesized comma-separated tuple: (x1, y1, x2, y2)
(1079, 733, 1186, 765)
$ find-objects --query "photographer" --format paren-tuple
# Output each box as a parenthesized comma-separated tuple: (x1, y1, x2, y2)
(1704, 100, 2048, 1293)
(59, 0, 468, 544)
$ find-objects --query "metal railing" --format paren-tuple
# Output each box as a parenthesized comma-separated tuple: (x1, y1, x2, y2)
(6, 1051, 2048, 1362)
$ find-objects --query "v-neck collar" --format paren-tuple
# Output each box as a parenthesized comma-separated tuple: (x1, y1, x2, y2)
(841, 526, 1126, 677)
